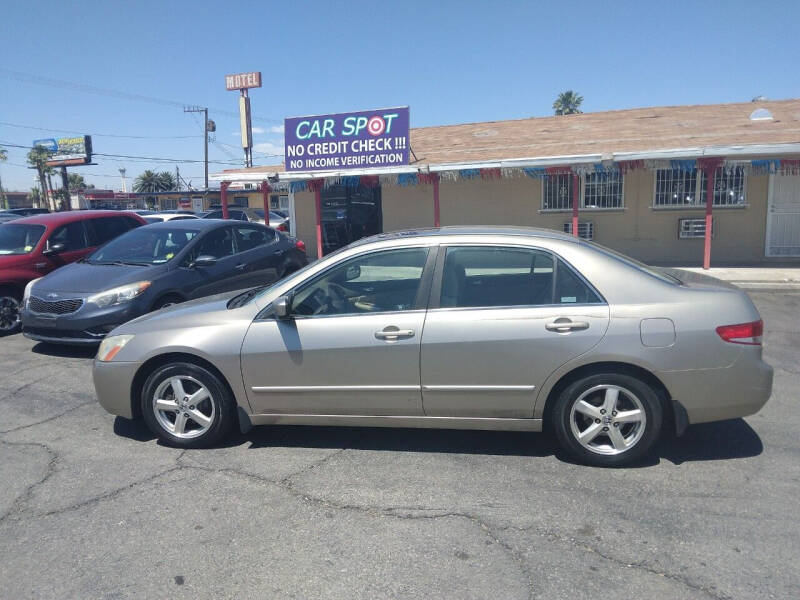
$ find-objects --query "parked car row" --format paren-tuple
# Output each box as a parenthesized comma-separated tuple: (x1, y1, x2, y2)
(0, 210, 307, 337)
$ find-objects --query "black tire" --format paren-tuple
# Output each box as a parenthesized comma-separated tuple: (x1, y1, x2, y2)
(141, 362, 236, 448)
(151, 294, 183, 311)
(0, 290, 22, 336)
(551, 372, 662, 467)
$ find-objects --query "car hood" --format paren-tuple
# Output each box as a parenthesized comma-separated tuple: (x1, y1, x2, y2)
(113, 290, 260, 335)
(33, 261, 166, 294)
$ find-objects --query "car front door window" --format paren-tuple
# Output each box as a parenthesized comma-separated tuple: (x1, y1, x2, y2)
(290, 247, 429, 317)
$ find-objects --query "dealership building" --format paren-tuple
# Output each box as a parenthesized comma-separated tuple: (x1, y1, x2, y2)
(211, 99, 800, 266)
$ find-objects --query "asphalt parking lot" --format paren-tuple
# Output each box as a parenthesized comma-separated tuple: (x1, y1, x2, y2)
(0, 291, 798, 600)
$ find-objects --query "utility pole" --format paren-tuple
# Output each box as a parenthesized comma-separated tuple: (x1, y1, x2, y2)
(118, 167, 127, 193)
(175, 165, 181, 191)
(184, 106, 211, 191)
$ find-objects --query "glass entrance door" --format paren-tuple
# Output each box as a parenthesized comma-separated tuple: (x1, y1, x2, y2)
(321, 184, 382, 255)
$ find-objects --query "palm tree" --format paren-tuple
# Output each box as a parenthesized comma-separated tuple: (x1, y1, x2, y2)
(27, 146, 55, 210)
(553, 90, 584, 115)
(134, 170, 177, 209)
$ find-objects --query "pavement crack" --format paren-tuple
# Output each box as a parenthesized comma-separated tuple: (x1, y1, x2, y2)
(0, 400, 96, 434)
(498, 523, 731, 600)
(0, 439, 59, 526)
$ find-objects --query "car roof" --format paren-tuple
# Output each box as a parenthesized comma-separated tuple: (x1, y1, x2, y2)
(350, 226, 580, 247)
(11, 210, 143, 227)
(141, 218, 248, 231)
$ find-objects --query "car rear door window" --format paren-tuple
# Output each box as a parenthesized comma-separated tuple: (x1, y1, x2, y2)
(48, 221, 87, 251)
(234, 226, 275, 252)
(554, 258, 602, 304)
(85, 217, 132, 246)
(440, 246, 603, 308)
(192, 227, 236, 260)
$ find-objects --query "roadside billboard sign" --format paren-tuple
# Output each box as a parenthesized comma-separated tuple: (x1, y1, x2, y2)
(225, 72, 262, 91)
(34, 135, 93, 167)
(284, 106, 410, 172)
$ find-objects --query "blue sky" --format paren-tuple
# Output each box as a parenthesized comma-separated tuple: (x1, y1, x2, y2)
(1, 0, 799, 191)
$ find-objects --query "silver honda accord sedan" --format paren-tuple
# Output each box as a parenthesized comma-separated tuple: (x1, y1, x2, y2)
(93, 226, 773, 466)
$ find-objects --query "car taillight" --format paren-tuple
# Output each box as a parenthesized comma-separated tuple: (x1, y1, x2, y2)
(295, 240, 306, 253)
(716, 320, 763, 345)
(277, 223, 287, 231)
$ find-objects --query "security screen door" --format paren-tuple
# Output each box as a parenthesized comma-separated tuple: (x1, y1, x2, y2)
(766, 174, 800, 256)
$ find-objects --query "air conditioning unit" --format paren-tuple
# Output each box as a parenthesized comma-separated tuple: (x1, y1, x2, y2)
(678, 218, 715, 239)
(563, 221, 594, 240)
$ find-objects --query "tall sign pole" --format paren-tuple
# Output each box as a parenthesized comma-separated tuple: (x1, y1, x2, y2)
(226, 71, 261, 169)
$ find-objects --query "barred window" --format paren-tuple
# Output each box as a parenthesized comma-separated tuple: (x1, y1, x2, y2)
(714, 167, 746, 206)
(583, 172, 623, 209)
(654, 169, 705, 206)
(542, 174, 573, 210)
(654, 167, 745, 207)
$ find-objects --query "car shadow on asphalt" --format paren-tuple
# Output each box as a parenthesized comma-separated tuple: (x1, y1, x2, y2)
(112, 416, 763, 467)
(31, 342, 98, 359)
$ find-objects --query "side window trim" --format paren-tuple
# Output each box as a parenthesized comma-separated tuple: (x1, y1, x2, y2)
(430, 243, 606, 311)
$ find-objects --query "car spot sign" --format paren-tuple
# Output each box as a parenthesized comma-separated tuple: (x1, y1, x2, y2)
(284, 107, 410, 172)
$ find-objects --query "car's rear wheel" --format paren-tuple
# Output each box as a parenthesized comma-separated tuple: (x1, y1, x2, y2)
(141, 362, 236, 448)
(552, 373, 662, 467)
(0, 292, 21, 335)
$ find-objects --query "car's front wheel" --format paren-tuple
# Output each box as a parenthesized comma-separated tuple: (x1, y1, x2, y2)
(141, 362, 236, 447)
(552, 373, 662, 467)
(0, 292, 21, 335)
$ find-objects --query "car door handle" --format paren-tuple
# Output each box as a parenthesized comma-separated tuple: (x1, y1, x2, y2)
(545, 319, 590, 333)
(234, 263, 247, 271)
(375, 327, 415, 341)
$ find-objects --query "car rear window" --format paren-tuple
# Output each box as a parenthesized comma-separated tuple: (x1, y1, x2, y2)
(0, 224, 46, 255)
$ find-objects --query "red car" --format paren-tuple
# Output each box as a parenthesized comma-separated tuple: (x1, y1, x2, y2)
(0, 210, 146, 334)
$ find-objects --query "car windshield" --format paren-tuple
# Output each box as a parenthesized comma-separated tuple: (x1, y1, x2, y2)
(269, 211, 286, 220)
(87, 227, 199, 265)
(0, 224, 46, 255)
(252, 209, 265, 219)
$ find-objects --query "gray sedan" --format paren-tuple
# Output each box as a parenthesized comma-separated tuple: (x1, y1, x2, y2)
(93, 226, 773, 466)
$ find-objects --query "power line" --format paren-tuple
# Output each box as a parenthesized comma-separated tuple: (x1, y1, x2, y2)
(0, 120, 202, 140)
(0, 68, 282, 124)
(0, 141, 244, 165)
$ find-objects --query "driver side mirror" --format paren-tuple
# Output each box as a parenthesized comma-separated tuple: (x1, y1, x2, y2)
(191, 255, 217, 268)
(42, 243, 65, 257)
(273, 295, 292, 319)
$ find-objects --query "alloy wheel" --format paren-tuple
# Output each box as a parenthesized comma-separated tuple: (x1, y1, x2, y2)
(0, 296, 20, 332)
(152, 375, 216, 439)
(569, 384, 647, 455)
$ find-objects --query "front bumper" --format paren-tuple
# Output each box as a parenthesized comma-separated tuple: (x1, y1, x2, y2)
(21, 299, 147, 345)
(93, 359, 141, 419)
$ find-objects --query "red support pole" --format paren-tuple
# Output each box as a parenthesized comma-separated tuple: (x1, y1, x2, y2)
(571, 173, 579, 238)
(433, 176, 440, 227)
(220, 181, 230, 219)
(315, 187, 323, 259)
(699, 157, 723, 270)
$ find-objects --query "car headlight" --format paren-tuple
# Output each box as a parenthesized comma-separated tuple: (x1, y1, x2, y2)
(97, 334, 134, 362)
(23, 277, 42, 308)
(88, 281, 151, 308)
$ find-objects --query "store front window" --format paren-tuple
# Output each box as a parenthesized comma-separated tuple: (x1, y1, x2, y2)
(321, 184, 382, 255)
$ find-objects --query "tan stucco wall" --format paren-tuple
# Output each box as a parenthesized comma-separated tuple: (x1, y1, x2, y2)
(292, 171, 778, 265)
(293, 191, 319, 257)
